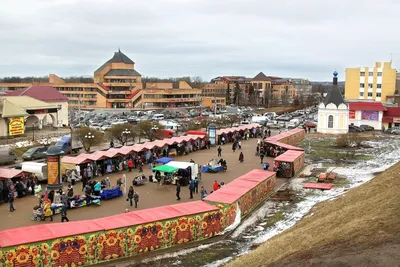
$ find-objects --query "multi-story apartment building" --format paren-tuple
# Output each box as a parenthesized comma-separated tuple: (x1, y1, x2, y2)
(285, 78, 312, 96)
(0, 50, 201, 109)
(345, 61, 396, 102)
(201, 83, 228, 98)
(251, 72, 272, 102)
(271, 79, 296, 101)
(210, 76, 251, 103)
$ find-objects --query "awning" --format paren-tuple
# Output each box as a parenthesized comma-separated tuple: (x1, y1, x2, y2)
(61, 155, 92, 165)
(274, 150, 304, 163)
(0, 168, 25, 180)
(166, 161, 194, 169)
(155, 157, 174, 164)
(152, 165, 179, 173)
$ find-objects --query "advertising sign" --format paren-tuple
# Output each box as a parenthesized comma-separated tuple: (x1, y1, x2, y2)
(47, 156, 60, 185)
(9, 117, 25, 136)
(361, 111, 379, 121)
(393, 118, 400, 123)
(349, 110, 356, 119)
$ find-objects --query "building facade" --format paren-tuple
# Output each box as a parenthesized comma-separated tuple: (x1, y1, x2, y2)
(0, 50, 201, 110)
(210, 76, 251, 104)
(345, 61, 396, 103)
(271, 79, 296, 102)
(251, 72, 272, 102)
(348, 101, 385, 130)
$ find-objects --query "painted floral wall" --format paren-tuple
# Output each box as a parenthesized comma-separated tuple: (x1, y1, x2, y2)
(0, 207, 236, 267)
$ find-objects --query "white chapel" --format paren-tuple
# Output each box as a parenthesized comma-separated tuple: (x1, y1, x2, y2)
(317, 71, 349, 134)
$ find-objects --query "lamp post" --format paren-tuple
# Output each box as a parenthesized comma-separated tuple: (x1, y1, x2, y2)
(32, 122, 38, 141)
(85, 132, 95, 152)
(122, 128, 131, 145)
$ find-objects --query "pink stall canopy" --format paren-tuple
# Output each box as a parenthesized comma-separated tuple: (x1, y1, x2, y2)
(216, 124, 260, 135)
(131, 144, 145, 152)
(267, 141, 304, 151)
(0, 220, 104, 247)
(61, 155, 92, 165)
(274, 150, 304, 163)
(104, 148, 124, 158)
(237, 169, 276, 183)
(265, 128, 304, 143)
(0, 168, 26, 180)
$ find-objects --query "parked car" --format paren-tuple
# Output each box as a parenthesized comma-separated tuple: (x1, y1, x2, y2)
(0, 148, 18, 165)
(22, 146, 47, 161)
(385, 127, 400, 134)
(359, 125, 374, 131)
(349, 125, 364, 132)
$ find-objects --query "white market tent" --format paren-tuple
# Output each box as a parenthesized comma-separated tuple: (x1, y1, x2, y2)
(166, 161, 198, 180)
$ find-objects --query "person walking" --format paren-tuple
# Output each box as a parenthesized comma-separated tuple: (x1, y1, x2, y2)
(8, 192, 15, 212)
(238, 141, 242, 150)
(176, 182, 181, 200)
(127, 186, 134, 207)
(217, 146, 222, 157)
(232, 142, 236, 152)
(260, 151, 265, 164)
(61, 205, 69, 222)
(239, 152, 244, 163)
(128, 159, 133, 172)
(133, 191, 139, 208)
(94, 181, 102, 196)
(194, 177, 199, 193)
(189, 180, 195, 199)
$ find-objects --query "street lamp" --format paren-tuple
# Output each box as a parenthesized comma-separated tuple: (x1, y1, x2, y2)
(122, 128, 131, 145)
(39, 139, 50, 147)
(84, 132, 95, 152)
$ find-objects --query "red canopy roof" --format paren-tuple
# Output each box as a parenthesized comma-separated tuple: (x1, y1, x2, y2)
(94, 213, 147, 230)
(61, 155, 92, 165)
(0, 168, 25, 180)
(0, 220, 103, 247)
(274, 150, 304, 163)
(237, 169, 276, 183)
(5, 86, 69, 102)
(266, 141, 304, 151)
(348, 102, 387, 111)
(266, 128, 305, 143)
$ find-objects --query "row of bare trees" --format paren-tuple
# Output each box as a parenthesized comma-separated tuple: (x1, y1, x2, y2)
(74, 121, 164, 152)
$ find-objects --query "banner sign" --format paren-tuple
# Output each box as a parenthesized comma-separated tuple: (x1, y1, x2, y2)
(361, 111, 379, 121)
(47, 156, 60, 185)
(9, 117, 25, 136)
(393, 118, 400, 123)
(349, 110, 356, 119)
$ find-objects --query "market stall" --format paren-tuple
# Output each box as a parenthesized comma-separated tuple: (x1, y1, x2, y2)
(201, 158, 224, 173)
(100, 186, 123, 200)
(152, 165, 179, 184)
(165, 161, 199, 186)
(273, 150, 305, 178)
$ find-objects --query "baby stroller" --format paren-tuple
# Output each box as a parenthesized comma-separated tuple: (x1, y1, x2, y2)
(31, 207, 45, 222)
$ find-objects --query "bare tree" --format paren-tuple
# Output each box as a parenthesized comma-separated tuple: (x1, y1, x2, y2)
(74, 127, 104, 152)
(107, 124, 137, 145)
(137, 121, 164, 141)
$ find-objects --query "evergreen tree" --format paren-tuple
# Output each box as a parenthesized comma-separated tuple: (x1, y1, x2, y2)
(226, 83, 231, 105)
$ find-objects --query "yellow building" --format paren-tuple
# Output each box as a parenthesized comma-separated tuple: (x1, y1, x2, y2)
(251, 72, 272, 101)
(0, 50, 202, 110)
(202, 97, 226, 109)
(271, 79, 296, 100)
(345, 61, 396, 102)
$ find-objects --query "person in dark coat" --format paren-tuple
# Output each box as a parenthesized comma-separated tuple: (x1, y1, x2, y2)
(239, 152, 244, 163)
(15, 181, 24, 198)
(133, 192, 139, 208)
(217, 146, 222, 157)
(189, 180, 195, 199)
(61, 205, 69, 222)
(48, 190, 55, 203)
(127, 186, 134, 207)
(8, 192, 15, 212)
(176, 182, 181, 200)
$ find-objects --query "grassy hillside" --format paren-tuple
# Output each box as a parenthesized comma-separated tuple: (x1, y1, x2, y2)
(226, 162, 400, 267)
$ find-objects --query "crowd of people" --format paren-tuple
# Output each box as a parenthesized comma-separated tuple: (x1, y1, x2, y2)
(1, 174, 39, 212)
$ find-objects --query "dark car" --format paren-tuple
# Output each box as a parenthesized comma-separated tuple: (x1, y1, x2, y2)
(359, 124, 374, 131)
(22, 146, 47, 161)
(349, 125, 364, 132)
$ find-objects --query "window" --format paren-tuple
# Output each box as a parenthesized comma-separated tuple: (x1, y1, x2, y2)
(368, 92, 373, 97)
(328, 115, 334, 128)
(376, 92, 382, 97)
(359, 92, 364, 97)
(369, 72, 373, 76)
(360, 72, 365, 76)
(368, 83, 373, 89)
(360, 83, 364, 88)
(377, 84, 382, 89)
(377, 72, 382, 76)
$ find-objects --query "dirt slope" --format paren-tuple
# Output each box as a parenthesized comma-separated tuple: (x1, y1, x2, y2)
(226, 162, 400, 267)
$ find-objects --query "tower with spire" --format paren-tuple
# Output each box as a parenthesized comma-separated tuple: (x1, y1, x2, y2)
(317, 71, 349, 134)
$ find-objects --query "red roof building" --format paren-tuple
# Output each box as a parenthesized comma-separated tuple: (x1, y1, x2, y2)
(5, 86, 68, 102)
(347, 101, 386, 130)
(382, 107, 400, 128)
(348, 102, 387, 112)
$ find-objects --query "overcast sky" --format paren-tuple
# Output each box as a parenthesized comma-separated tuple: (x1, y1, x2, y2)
(0, 0, 399, 81)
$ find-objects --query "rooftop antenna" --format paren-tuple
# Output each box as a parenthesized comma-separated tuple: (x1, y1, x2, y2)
(390, 52, 393, 63)
(118, 47, 121, 52)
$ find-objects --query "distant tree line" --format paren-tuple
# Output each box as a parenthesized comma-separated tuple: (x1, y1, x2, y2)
(141, 76, 204, 89)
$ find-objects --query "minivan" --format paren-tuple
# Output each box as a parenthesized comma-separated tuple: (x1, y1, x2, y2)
(0, 148, 18, 165)
(152, 114, 165, 121)
(22, 146, 47, 161)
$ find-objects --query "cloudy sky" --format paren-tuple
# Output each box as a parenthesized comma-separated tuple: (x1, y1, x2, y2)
(0, 0, 399, 81)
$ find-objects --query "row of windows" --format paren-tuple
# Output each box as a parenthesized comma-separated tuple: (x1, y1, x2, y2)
(360, 71, 382, 77)
(360, 83, 382, 89)
(57, 87, 97, 92)
(360, 92, 382, 97)
(68, 100, 97, 105)
(143, 94, 199, 99)
(105, 79, 137, 83)
(203, 89, 226, 93)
